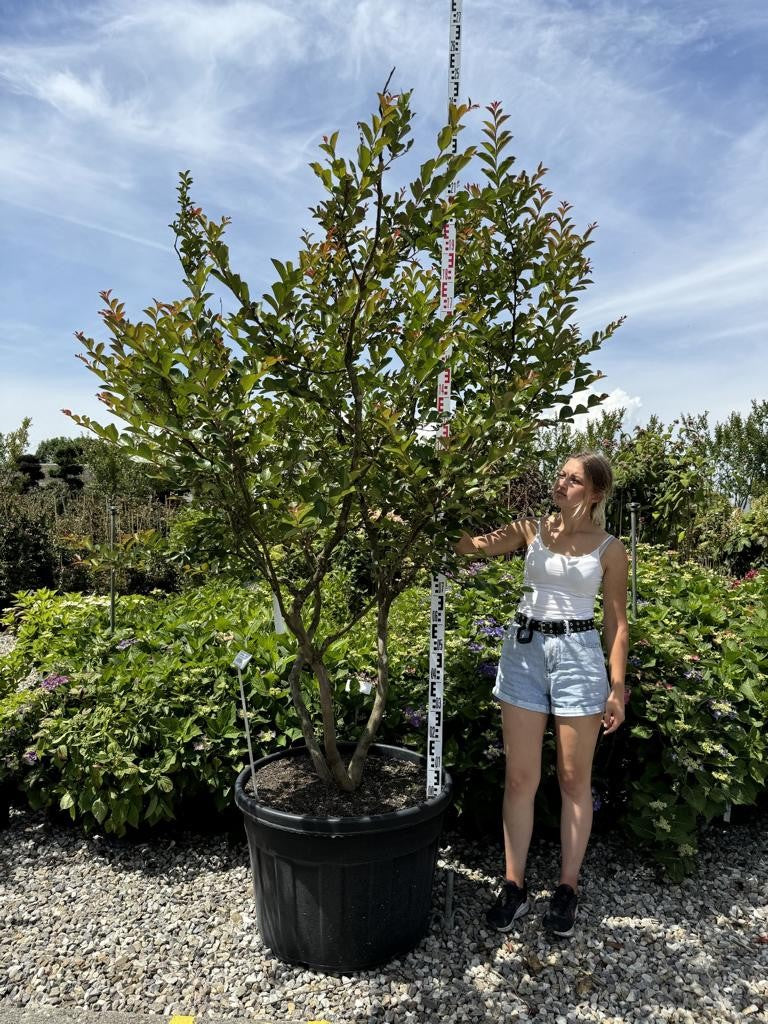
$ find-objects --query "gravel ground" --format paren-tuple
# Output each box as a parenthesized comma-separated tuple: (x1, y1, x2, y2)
(1, 805, 767, 1024)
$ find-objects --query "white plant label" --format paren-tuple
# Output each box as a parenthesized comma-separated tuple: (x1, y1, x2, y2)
(232, 650, 253, 671)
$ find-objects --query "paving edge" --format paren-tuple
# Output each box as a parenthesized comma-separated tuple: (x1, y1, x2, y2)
(0, 1006, 335, 1024)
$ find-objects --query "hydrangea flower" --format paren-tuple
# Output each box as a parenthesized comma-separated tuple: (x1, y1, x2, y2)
(474, 616, 505, 640)
(116, 637, 139, 651)
(478, 660, 499, 679)
(40, 674, 69, 692)
(468, 641, 483, 654)
(22, 750, 39, 766)
(404, 706, 426, 729)
(591, 787, 603, 812)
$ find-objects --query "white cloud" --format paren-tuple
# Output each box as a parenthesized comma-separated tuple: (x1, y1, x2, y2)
(585, 387, 643, 426)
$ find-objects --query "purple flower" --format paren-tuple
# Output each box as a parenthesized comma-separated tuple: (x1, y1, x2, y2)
(478, 660, 499, 679)
(465, 561, 487, 576)
(193, 738, 207, 751)
(404, 706, 426, 729)
(22, 750, 39, 766)
(116, 637, 139, 651)
(474, 616, 505, 640)
(40, 674, 69, 692)
(468, 641, 483, 654)
(592, 787, 603, 812)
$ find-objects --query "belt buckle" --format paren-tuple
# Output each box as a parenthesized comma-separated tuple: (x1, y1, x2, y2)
(516, 617, 533, 644)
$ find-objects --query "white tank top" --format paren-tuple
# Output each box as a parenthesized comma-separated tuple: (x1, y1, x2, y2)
(517, 518, 614, 621)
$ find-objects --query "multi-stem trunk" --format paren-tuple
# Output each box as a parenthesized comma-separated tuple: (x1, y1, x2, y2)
(283, 578, 394, 793)
(348, 591, 391, 787)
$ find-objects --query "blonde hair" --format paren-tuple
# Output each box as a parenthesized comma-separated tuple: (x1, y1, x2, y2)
(565, 451, 613, 528)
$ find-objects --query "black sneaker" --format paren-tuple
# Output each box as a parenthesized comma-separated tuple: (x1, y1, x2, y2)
(485, 880, 531, 931)
(543, 883, 578, 937)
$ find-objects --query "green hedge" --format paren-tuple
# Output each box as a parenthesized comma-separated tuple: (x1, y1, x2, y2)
(1, 548, 766, 879)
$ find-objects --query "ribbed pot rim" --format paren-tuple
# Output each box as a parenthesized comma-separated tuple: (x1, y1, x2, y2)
(234, 742, 452, 836)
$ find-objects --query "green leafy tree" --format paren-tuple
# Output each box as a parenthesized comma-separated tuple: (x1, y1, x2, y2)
(606, 414, 714, 550)
(713, 399, 768, 509)
(35, 435, 84, 463)
(80, 436, 168, 498)
(42, 440, 85, 492)
(0, 418, 32, 492)
(68, 93, 622, 791)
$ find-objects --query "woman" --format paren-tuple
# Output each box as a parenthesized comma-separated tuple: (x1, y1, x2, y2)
(455, 451, 629, 938)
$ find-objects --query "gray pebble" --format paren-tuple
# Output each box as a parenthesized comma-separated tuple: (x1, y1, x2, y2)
(1, 799, 767, 1022)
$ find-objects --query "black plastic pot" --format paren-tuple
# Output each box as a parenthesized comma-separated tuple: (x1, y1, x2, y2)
(234, 743, 452, 972)
(0, 779, 13, 830)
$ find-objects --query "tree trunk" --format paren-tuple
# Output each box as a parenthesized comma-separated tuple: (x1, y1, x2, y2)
(348, 595, 390, 787)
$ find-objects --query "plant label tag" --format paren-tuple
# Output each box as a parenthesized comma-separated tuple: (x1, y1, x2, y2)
(232, 650, 252, 670)
(272, 591, 287, 634)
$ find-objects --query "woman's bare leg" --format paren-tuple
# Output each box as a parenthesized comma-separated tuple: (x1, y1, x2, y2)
(553, 713, 604, 891)
(500, 703, 549, 885)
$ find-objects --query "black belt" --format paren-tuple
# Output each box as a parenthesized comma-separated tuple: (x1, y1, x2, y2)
(514, 612, 596, 644)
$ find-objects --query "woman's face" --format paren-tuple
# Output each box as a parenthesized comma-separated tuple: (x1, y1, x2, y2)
(553, 458, 597, 513)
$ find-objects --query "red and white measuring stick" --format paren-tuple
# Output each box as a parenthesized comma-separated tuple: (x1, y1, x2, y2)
(427, 0, 463, 800)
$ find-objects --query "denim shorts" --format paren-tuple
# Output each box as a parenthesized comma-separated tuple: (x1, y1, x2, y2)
(492, 624, 609, 717)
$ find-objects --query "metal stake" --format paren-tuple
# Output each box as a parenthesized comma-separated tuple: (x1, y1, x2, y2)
(233, 650, 257, 797)
(443, 867, 455, 929)
(109, 503, 116, 634)
(629, 500, 639, 621)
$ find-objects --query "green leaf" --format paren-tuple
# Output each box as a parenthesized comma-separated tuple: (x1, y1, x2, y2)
(92, 798, 108, 823)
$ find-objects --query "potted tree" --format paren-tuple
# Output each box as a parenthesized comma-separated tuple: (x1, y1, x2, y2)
(68, 91, 622, 969)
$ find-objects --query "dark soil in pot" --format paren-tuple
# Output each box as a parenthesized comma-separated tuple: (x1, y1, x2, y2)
(246, 749, 425, 816)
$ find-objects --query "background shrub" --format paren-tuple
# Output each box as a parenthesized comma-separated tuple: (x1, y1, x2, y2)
(0, 583, 300, 834)
(0, 492, 57, 608)
(1, 548, 766, 878)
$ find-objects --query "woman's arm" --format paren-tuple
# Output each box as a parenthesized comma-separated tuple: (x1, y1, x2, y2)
(601, 539, 630, 734)
(453, 517, 537, 558)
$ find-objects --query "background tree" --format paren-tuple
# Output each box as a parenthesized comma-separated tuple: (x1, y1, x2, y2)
(0, 419, 32, 492)
(80, 437, 169, 499)
(35, 435, 82, 464)
(15, 454, 45, 493)
(37, 439, 85, 492)
(713, 399, 768, 509)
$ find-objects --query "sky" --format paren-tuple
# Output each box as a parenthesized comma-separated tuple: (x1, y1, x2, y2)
(1, 0, 766, 450)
